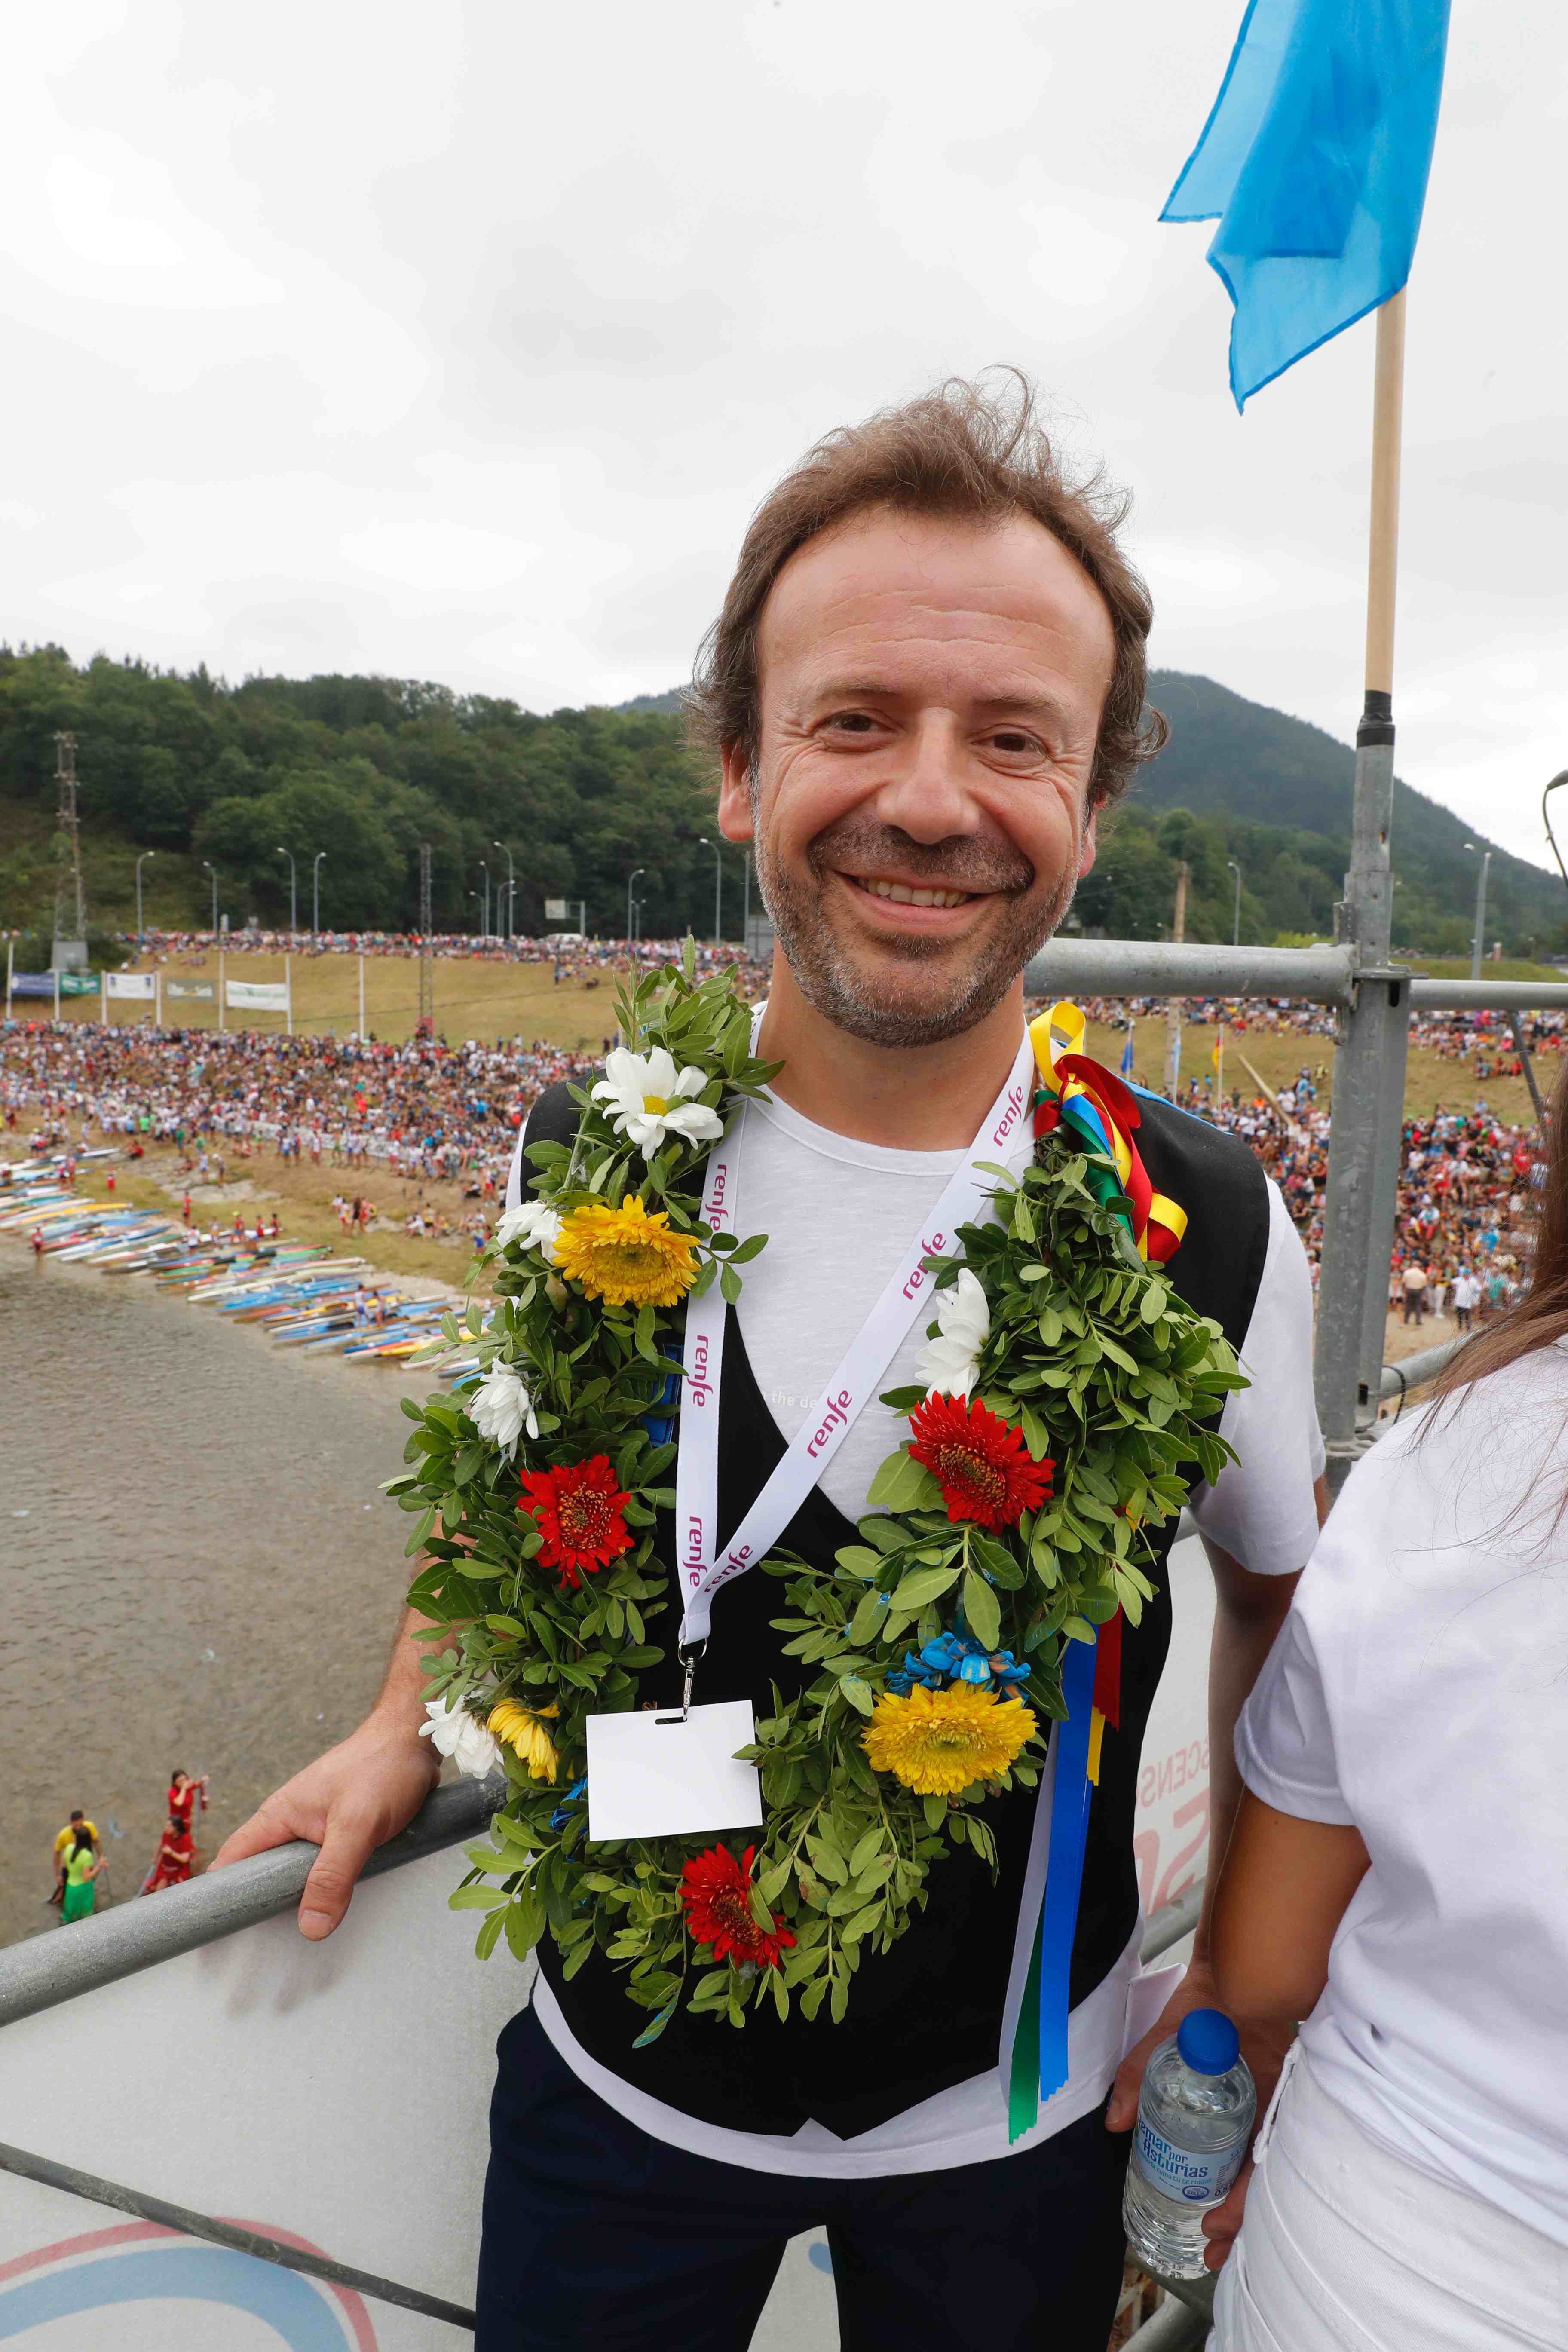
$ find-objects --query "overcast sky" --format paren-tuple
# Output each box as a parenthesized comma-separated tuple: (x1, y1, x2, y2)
(4, 1, 1564, 864)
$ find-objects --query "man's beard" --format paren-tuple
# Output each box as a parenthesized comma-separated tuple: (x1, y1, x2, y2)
(752, 812, 1078, 1048)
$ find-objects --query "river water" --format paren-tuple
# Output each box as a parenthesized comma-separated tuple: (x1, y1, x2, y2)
(0, 1248, 426, 1948)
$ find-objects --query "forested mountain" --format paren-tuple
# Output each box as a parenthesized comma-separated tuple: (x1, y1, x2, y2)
(1135, 672, 1565, 957)
(0, 642, 1560, 955)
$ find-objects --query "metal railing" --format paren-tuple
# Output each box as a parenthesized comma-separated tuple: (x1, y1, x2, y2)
(0, 1781, 1204, 2024)
(1409, 977, 1568, 1011)
(0, 1772, 504, 2028)
(1125, 2289, 1215, 2349)
(1029, 914, 1568, 1475)
(1378, 1332, 1468, 1404)
(1024, 937, 1355, 1003)
(0, 1779, 1212, 2339)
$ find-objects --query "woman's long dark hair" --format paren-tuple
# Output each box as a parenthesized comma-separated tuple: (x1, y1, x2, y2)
(1433, 1062, 1564, 1402)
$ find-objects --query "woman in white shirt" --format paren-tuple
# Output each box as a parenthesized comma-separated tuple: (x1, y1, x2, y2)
(1208, 1125, 1568, 2348)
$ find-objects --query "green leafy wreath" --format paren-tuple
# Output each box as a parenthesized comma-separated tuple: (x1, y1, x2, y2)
(390, 951, 1242, 2039)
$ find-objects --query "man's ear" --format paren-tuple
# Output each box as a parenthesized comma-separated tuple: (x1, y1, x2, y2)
(1077, 808, 1099, 879)
(717, 743, 754, 845)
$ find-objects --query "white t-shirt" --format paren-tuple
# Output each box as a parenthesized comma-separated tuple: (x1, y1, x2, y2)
(509, 1075, 1323, 2177)
(1236, 1353, 1568, 2249)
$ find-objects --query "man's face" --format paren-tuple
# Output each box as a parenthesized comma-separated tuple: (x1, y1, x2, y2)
(719, 506, 1115, 1047)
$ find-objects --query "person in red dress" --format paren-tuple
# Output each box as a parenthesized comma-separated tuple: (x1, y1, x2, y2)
(143, 1816, 194, 1893)
(167, 1769, 208, 1832)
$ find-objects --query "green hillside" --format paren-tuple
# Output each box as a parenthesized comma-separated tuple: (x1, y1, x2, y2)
(0, 648, 732, 941)
(1138, 670, 1566, 957)
(0, 643, 1560, 956)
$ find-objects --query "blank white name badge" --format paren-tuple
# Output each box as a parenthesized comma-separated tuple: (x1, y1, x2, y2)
(585, 1700, 763, 1844)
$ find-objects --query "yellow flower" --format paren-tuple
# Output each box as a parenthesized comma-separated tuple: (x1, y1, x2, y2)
(552, 1197, 698, 1308)
(488, 1697, 561, 1784)
(862, 1682, 1035, 1797)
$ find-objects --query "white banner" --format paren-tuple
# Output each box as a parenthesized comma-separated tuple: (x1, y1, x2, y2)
(105, 971, 156, 1000)
(544, 897, 569, 921)
(165, 979, 216, 1002)
(226, 979, 290, 1012)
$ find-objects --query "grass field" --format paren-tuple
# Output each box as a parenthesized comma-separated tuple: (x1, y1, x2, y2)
(43, 945, 623, 1057)
(43, 942, 1557, 1131)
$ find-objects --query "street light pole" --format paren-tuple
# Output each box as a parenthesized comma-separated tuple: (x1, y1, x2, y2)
(478, 862, 490, 940)
(276, 845, 297, 935)
(493, 842, 515, 943)
(1226, 858, 1242, 946)
(1541, 771, 1568, 895)
(313, 851, 326, 936)
(202, 859, 218, 934)
(628, 867, 646, 947)
(135, 850, 155, 937)
(1464, 842, 1492, 981)
(697, 836, 722, 948)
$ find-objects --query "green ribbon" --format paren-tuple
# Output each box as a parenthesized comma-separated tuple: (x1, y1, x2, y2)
(1006, 1900, 1045, 2140)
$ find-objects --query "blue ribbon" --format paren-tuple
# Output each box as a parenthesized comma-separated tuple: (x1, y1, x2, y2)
(1034, 1629, 1099, 2104)
(642, 1369, 680, 1446)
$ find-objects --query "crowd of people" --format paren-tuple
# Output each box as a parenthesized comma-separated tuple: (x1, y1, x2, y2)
(46, 1771, 208, 1923)
(1, 995, 1552, 1305)
(132, 927, 771, 991)
(0, 1020, 602, 1213)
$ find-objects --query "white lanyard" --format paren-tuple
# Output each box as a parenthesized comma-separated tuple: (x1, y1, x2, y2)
(674, 1031, 1036, 1648)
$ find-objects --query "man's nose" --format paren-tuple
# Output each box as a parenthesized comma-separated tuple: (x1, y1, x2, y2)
(868, 716, 979, 845)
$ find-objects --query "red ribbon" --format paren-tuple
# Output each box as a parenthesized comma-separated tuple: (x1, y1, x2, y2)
(1091, 1605, 1122, 1731)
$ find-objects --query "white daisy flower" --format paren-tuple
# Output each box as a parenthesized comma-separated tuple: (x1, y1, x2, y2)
(591, 1046, 724, 1161)
(467, 1360, 539, 1455)
(496, 1197, 563, 1255)
(915, 1267, 991, 1400)
(419, 1697, 502, 1779)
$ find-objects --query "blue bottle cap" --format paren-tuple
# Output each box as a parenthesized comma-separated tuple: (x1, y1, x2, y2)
(1176, 2008, 1240, 2074)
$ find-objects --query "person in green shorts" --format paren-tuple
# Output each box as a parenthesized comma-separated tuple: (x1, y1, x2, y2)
(59, 1825, 105, 1923)
(50, 1809, 98, 1907)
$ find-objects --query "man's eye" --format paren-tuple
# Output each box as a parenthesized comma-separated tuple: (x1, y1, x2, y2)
(826, 713, 879, 734)
(990, 731, 1041, 755)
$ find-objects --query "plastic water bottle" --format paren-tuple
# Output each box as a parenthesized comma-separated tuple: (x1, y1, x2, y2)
(1122, 2008, 1256, 2280)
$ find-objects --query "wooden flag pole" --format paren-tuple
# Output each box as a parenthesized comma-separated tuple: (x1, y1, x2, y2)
(1364, 287, 1407, 697)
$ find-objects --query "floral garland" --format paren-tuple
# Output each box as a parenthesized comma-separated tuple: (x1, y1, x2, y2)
(392, 949, 1242, 2040)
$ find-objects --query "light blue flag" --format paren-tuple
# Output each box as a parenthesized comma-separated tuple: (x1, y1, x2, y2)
(1161, 0, 1450, 408)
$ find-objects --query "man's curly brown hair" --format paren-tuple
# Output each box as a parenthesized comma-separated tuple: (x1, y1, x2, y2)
(687, 371, 1167, 812)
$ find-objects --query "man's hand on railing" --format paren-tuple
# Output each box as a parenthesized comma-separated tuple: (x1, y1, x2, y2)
(211, 1714, 438, 1940)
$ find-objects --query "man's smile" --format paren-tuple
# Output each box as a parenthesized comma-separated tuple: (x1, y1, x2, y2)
(849, 875, 977, 910)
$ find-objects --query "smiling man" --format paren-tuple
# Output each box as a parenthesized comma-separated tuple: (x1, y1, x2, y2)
(217, 379, 1324, 2352)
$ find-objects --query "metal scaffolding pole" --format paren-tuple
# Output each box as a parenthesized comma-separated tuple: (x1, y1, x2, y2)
(1022, 939, 1354, 1003)
(1313, 292, 1412, 1471)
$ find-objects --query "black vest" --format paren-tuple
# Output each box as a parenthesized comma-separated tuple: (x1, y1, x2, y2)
(522, 1081, 1269, 2135)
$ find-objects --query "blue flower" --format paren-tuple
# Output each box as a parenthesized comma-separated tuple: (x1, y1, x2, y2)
(550, 1775, 588, 1831)
(886, 1632, 1028, 1699)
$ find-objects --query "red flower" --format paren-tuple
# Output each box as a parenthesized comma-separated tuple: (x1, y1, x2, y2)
(907, 1393, 1055, 1529)
(519, 1454, 633, 1588)
(679, 1843, 797, 1970)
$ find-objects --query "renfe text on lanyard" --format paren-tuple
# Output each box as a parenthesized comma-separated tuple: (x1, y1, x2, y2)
(673, 1031, 1037, 1651)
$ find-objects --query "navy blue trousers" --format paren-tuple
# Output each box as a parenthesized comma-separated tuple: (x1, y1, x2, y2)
(475, 2007, 1130, 2351)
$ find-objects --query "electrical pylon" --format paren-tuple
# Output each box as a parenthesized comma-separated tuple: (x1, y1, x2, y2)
(417, 843, 434, 1035)
(52, 731, 88, 958)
